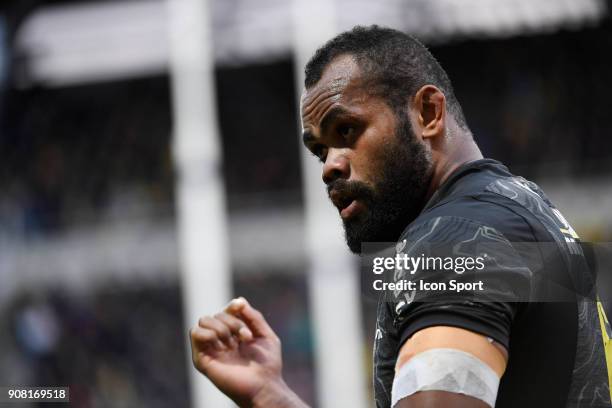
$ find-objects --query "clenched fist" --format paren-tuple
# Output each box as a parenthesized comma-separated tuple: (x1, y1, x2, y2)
(189, 297, 307, 408)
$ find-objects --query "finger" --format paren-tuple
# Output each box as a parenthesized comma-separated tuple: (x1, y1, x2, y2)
(190, 326, 226, 352)
(198, 316, 237, 348)
(215, 312, 253, 342)
(225, 297, 276, 339)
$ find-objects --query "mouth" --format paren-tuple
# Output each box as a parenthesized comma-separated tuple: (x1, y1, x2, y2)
(329, 190, 364, 220)
(340, 199, 364, 219)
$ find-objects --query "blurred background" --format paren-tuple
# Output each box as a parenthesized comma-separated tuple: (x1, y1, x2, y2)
(0, 0, 611, 407)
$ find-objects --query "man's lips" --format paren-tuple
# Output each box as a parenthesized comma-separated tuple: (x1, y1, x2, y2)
(329, 189, 364, 219)
(340, 199, 364, 219)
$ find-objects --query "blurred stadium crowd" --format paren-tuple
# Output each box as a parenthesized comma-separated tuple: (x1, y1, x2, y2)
(0, 0, 611, 407)
(0, 278, 315, 407)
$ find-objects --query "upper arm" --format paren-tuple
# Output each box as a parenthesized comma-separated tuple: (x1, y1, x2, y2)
(393, 326, 508, 408)
(388, 215, 525, 407)
(396, 326, 508, 376)
(394, 390, 492, 408)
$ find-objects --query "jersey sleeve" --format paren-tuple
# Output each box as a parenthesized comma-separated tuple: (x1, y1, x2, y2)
(389, 215, 533, 350)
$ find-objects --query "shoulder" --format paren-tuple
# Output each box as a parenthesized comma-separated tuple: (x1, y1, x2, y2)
(404, 172, 557, 244)
(402, 197, 536, 246)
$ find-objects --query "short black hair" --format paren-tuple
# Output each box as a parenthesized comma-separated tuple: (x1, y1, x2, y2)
(304, 25, 469, 130)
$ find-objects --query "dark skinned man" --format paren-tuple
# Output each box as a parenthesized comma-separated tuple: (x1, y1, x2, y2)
(189, 26, 611, 408)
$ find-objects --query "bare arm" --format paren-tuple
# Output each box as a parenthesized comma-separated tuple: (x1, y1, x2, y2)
(396, 391, 491, 408)
(393, 326, 508, 408)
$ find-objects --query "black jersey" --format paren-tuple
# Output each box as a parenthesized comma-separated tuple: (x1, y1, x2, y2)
(373, 159, 611, 408)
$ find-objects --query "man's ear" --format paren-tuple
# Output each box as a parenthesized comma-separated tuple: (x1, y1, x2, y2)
(412, 85, 446, 139)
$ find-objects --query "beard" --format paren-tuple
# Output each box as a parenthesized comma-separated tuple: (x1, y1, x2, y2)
(328, 114, 433, 254)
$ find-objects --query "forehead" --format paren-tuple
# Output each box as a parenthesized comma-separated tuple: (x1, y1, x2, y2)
(301, 55, 364, 121)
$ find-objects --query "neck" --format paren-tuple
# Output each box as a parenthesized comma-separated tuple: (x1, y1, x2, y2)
(425, 134, 483, 200)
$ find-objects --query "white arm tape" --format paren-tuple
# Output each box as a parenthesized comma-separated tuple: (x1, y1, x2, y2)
(391, 348, 500, 408)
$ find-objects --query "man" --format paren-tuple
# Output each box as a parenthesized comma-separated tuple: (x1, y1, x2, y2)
(189, 26, 611, 407)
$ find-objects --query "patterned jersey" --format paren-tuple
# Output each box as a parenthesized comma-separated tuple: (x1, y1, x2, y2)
(373, 159, 611, 408)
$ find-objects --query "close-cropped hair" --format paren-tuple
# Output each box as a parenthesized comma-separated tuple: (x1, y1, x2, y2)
(304, 25, 469, 130)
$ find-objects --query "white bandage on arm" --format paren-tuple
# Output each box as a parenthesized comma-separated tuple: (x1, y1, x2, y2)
(391, 348, 500, 408)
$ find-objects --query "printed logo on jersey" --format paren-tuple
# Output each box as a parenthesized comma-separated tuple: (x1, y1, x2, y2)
(551, 207, 582, 255)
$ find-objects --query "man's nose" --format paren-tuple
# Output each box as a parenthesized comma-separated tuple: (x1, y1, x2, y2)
(322, 148, 350, 185)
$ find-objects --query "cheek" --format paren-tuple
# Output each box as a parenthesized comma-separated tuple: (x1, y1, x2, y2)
(350, 127, 395, 186)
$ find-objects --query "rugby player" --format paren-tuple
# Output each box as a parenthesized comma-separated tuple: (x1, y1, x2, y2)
(189, 26, 611, 407)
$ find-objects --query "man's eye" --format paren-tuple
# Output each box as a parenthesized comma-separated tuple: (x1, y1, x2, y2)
(337, 124, 355, 140)
(312, 146, 327, 163)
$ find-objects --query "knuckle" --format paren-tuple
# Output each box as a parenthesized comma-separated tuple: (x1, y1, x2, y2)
(226, 316, 242, 330)
(193, 327, 215, 342)
(200, 330, 213, 341)
(216, 324, 231, 339)
(215, 312, 240, 328)
(213, 320, 231, 339)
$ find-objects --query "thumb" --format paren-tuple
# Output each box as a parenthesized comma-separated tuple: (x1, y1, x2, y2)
(226, 297, 276, 339)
